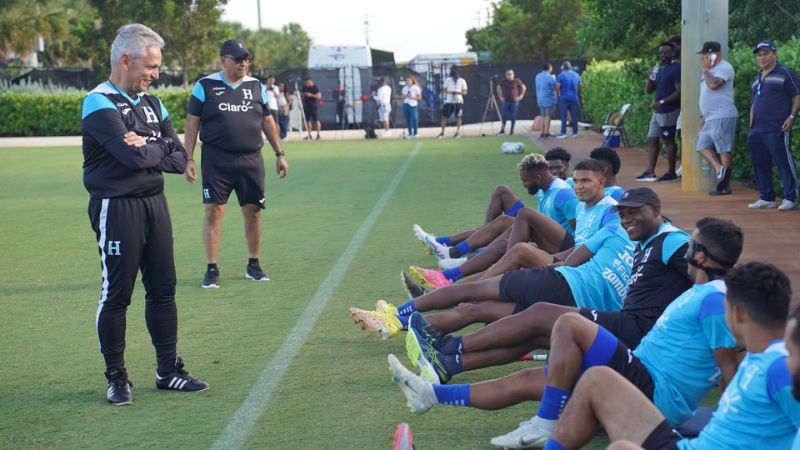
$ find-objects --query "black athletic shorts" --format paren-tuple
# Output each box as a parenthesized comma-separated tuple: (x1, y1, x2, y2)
(559, 232, 575, 252)
(201, 148, 265, 208)
(642, 419, 682, 450)
(578, 309, 649, 349)
(499, 267, 575, 313)
(605, 339, 655, 401)
(304, 104, 319, 122)
(442, 103, 463, 118)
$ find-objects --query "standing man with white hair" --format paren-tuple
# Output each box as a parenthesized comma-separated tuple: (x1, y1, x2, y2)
(81, 23, 208, 405)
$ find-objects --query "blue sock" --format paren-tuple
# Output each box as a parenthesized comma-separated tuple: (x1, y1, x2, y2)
(397, 300, 417, 316)
(543, 439, 568, 450)
(504, 199, 524, 217)
(537, 385, 571, 420)
(396, 315, 409, 330)
(439, 335, 463, 354)
(442, 267, 463, 282)
(442, 354, 463, 376)
(435, 236, 452, 246)
(580, 325, 618, 372)
(454, 240, 472, 257)
(432, 384, 471, 407)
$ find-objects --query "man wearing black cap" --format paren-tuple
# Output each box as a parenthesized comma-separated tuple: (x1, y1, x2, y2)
(696, 41, 738, 196)
(747, 39, 800, 211)
(184, 39, 288, 288)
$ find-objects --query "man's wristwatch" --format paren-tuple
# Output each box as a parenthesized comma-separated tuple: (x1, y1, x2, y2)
(789, 115, 796, 120)
(658, 99, 665, 105)
(275, 151, 285, 157)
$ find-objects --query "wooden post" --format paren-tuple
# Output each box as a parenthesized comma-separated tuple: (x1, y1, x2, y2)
(680, 0, 729, 192)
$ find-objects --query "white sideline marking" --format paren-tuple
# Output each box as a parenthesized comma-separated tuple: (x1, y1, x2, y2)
(211, 142, 422, 450)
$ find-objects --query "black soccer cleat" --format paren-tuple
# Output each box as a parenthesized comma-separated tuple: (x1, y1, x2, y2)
(202, 266, 220, 288)
(401, 271, 430, 298)
(105, 367, 133, 406)
(156, 357, 209, 392)
(245, 261, 269, 281)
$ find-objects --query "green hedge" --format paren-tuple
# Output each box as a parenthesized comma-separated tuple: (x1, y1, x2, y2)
(582, 37, 800, 184)
(0, 89, 191, 137)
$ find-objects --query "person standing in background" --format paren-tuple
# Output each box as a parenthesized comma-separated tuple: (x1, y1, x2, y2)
(402, 75, 421, 139)
(497, 69, 526, 136)
(535, 63, 557, 138)
(555, 62, 582, 139)
(277, 81, 291, 141)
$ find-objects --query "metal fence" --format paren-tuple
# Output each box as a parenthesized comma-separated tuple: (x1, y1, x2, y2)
(4, 60, 586, 130)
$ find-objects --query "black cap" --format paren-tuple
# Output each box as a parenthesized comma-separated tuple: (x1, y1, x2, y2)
(220, 39, 250, 59)
(612, 187, 661, 211)
(697, 41, 721, 54)
(753, 40, 777, 54)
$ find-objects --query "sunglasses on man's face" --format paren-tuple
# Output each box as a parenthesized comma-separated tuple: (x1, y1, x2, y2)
(225, 55, 250, 64)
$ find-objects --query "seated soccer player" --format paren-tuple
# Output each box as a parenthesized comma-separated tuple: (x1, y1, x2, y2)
(540, 262, 800, 450)
(404, 188, 691, 381)
(388, 218, 743, 449)
(786, 306, 800, 449)
(590, 146, 624, 201)
(350, 160, 624, 341)
(545, 147, 572, 181)
(410, 153, 579, 289)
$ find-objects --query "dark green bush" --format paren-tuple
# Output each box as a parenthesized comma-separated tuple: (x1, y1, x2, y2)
(582, 37, 800, 185)
(0, 89, 191, 137)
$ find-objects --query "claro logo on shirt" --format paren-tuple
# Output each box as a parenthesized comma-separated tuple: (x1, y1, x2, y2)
(218, 101, 253, 112)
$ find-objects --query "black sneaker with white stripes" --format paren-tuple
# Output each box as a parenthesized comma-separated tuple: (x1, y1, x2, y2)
(105, 367, 133, 405)
(155, 357, 209, 392)
(245, 261, 269, 281)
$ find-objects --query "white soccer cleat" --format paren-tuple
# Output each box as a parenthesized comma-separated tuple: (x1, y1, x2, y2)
(388, 353, 437, 414)
(412, 224, 434, 242)
(489, 416, 554, 449)
(437, 257, 468, 270)
(423, 235, 450, 260)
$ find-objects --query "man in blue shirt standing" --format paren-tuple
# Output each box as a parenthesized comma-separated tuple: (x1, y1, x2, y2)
(747, 40, 800, 211)
(555, 62, 582, 139)
(536, 63, 557, 138)
(540, 261, 799, 450)
(638, 42, 681, 183)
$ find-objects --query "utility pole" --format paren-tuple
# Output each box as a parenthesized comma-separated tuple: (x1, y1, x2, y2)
(363, 12, 370, 46)
(256, 0, 262, 29)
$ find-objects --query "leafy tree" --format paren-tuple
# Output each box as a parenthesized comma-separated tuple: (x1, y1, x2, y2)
(729, 0, 800, 48)
(223, 22, 312, 74)
(466, 0, 584, 61)
(0, 0, 74, 63)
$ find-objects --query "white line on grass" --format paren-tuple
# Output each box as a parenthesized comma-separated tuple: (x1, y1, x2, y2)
(211, 142, 423, 450)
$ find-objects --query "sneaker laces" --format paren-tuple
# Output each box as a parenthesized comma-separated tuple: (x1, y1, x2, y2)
(108, 369, 133, 388)
(172, 357, 199, 381)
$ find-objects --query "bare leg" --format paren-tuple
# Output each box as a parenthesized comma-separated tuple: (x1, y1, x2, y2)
(550, 366, 665, 449)
(315, 120, 322, 138)
(469, 367, 547, 409)
(459, 216, 513, 256)
(507, 207, 569, 253)
(607, 442, 645, 450)
(646, 137, 659, 173)
(698, 148, 722, 173)
(545, 313, 604, 390)
(241, 204, 261, 259)
(439, 116, 447, 135)
(412, 276, 503, 311)
(203, 203, 227, 264)
(425, 301, 517, 332)
(305, 121, 313, 139)
(455, 236, 507, 276)
(455, 116, 463, 135)
(461, 303, 578, 352)
(664, 138, 677, 173)
(480, 242, 555, 279)
(485, 185, 522, 224)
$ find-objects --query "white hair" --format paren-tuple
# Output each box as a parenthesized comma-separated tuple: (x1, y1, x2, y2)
(110, 23, 164, 67)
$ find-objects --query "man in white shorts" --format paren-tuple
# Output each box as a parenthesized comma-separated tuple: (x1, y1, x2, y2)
(696, 41, 738, 196)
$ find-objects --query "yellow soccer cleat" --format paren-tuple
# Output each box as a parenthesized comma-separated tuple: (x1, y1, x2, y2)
(348, 307, 403, 340)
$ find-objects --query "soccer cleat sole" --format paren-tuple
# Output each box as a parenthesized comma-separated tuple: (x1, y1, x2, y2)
(245, 273, 270, 281)
(201, 283, 219, 289)
(349, 308, 393, 340)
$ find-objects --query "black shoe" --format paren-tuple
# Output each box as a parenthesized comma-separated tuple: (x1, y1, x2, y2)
(657, 172, 678, 182)
(715, 165, 731, 192)
(156, 357, 209, 392)
(246, 261, 269, 281)
(105, 367, 133, 405)
(497, 130, 505, 135)
(708, 187, 732, 196)
(635, 171, 657, 182)
(202, 266, 220, 288)
(401, 271, 429, 298)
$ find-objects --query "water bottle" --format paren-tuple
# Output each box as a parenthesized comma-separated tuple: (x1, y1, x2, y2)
(649, 65, 660, 81)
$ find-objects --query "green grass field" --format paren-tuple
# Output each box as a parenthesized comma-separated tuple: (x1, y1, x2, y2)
(0, 136, 614, 449)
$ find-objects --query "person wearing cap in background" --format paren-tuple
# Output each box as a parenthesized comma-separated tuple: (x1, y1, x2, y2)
(696, 41, 738, 196)
(747, 39, 800, 211)
(184, 39, 289, 289)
